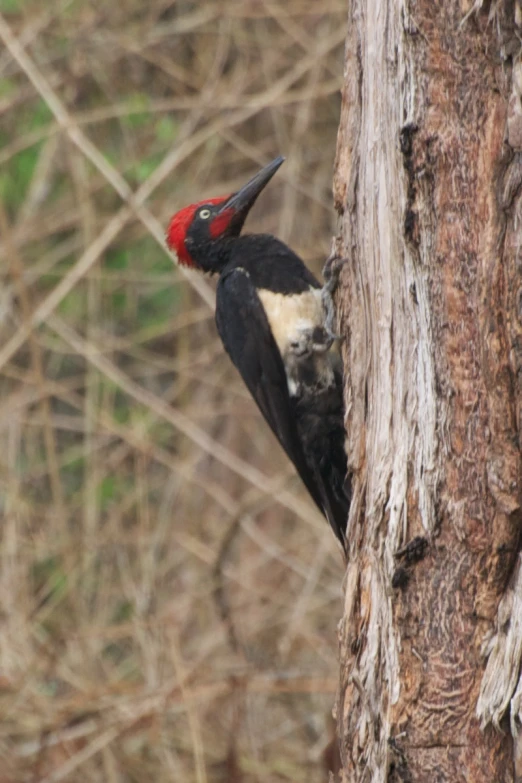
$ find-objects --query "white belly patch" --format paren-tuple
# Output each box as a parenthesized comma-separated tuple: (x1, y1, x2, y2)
(257, 287, 324, 355)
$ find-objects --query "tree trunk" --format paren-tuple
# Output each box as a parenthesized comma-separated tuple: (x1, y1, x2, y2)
(333, 1, 522, 780)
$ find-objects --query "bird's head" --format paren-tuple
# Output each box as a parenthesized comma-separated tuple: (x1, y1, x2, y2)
(166, 156, 284, 272)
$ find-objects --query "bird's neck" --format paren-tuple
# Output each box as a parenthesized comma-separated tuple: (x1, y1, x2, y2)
(190, 239, 234, 275)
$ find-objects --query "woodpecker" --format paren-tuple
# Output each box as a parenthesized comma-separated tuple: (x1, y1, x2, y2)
(166, 156, 350, 553)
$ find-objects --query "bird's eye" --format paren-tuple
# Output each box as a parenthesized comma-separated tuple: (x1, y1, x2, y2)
(199, 208, 211, 219)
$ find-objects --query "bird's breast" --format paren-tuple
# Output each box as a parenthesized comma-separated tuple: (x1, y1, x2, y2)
(257, 287, 323, 356)
(256, 286, 338, 396)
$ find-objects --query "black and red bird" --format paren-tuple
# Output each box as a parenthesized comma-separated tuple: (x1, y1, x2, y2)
(166, 157, 350, 552)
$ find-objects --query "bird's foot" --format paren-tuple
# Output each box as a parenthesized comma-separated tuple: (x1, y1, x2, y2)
(290, 325, 333, 357)
(321, 254, 349, 341)
(322, 253, 348, 288)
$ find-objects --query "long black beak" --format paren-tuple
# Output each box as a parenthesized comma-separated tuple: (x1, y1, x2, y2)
(218, 156, 285, 220)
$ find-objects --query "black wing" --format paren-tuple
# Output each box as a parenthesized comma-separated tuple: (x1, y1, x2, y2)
(216, 267, 347, 549)
(291, 388, 350, 551)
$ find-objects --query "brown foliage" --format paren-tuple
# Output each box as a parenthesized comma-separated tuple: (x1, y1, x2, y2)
(0, 1, 346, 780)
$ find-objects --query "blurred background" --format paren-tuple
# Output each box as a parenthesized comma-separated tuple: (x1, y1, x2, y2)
(0, 1, 346, 780)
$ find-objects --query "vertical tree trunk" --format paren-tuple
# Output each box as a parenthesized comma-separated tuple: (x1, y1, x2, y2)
(333, 1, 522, 780)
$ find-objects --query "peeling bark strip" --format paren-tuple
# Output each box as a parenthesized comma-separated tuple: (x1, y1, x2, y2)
(334, 1, 522, 781)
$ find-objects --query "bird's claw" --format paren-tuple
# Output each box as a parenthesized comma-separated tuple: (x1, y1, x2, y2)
(290, 326, 333, 357)
(321, 254, 349, 342)
(322, 254, 348, 289)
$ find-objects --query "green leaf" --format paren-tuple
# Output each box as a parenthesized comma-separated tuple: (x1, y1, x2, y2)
(98, 475, 116, 506)
(121, 94, 150, 129)
(112, 599, 134, 623)
(105, 248, 128, 270)
(0, 143, 41, 212)
(155, 115, 179, 143)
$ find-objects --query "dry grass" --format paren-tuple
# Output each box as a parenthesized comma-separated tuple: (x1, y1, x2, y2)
(0, 1, 346, 780)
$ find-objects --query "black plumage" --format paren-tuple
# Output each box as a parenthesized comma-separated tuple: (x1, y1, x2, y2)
(166, 157, 350, 553)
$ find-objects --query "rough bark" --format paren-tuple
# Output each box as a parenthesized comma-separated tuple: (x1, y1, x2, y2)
(333, 1, 522, 781)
